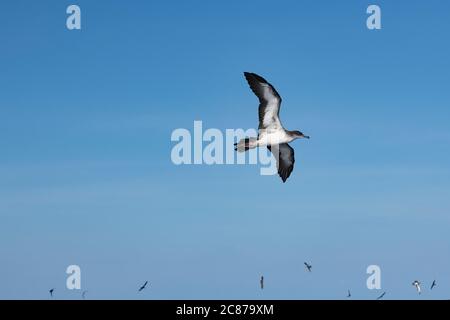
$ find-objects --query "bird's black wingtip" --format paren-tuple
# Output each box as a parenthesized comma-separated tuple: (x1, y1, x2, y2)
(243, 72, 253, 79)
(244, 71, 261, 79)
(243, 72, 271, 86)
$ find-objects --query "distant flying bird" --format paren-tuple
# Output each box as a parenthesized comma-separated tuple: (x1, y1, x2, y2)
(235, 72, 310, 183)
(431, 280, 437, 290)
(260, 276, 264, 290)
(82, 290, 88, 299)
(412, 280, 421, 294)
(138, 281, 148, 292)
(304, 262, 312, 272)
(347, 290, 351, 298)
(376, 291, 386, 300)
(49, 288, 54, 298)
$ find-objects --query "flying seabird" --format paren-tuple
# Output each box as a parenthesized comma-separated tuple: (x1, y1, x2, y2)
(138, 281, 148, 292)
(49, 288, 54, 298)
(376, 291, 386, 300)
(412, 280, 421, 294)
(304, 262, 312, 272)
(260, 276, 264, 290)
(235, 72, 310, 183)
(431, 280, 437, 290)
(347, 290, 351, 298)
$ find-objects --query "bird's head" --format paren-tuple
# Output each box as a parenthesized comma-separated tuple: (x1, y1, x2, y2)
(292, 130, 310, 139)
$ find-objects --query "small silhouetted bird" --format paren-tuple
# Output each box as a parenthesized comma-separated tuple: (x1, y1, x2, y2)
(412, 280, 421, 294)
(49, 288, 55, 298)
(304, 262, 312, 272)
(376, 291, 386, 300)
(431, 280, 437, 290)
(347, 290, 351, 298)
(260, 276, 264, 290)
(139, 281, 148, 292)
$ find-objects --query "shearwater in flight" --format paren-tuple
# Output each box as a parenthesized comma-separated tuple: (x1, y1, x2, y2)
(412, 280, 421, 294)
(376, 291, 386, 300)
(235, 72, 310, 182)
(431, 280, 437, 290)
(304, 262, 312, 272)
(138, 281, 148, 292)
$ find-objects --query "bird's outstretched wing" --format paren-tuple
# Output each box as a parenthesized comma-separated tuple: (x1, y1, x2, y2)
(139, 281, 148, 291)
(376, 292, 386, 300)
(268, 143, 295, 183)
(244, 72, 282, 131)
(431, 281, 436, 290)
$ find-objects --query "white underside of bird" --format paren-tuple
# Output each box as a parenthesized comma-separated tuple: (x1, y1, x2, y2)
(235, 130, 293, 152)
(413, 281, 421, 294)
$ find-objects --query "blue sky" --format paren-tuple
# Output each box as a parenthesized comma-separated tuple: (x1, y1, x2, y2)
(0, 0, 449, 299)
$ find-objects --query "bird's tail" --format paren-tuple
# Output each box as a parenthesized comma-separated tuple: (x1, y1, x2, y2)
(234, 138, 257, 152)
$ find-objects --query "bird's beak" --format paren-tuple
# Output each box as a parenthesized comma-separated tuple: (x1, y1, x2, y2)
(303, 134, 310, 139)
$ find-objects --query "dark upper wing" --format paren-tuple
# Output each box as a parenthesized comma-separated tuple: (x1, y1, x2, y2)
(244, 72, 282, 130)
(377, 292, 386, 300)
(139, 281, 147, 291)
(267, 143, 295, 183)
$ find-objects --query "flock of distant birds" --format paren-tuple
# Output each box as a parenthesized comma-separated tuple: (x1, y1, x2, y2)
(48, 280, 149, 299)
(48, 281, 149, 299)
(257, 262, 438, 300)
(44, 73, 439, 300)
(47, 263, 437, 299)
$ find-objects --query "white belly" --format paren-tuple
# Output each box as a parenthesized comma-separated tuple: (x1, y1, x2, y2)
(257, 130, 292, 146)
